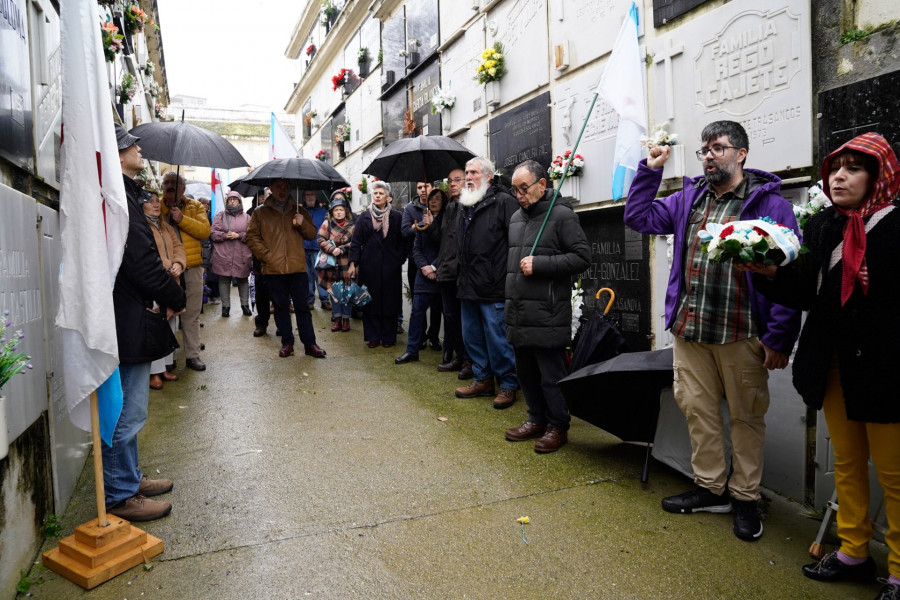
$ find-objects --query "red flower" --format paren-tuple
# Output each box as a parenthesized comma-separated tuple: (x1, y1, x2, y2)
(753, 226, 767, 236)
(720, 225, 735, 238)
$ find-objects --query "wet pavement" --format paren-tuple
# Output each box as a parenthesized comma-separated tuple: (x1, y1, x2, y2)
(26, 302, 887, 599)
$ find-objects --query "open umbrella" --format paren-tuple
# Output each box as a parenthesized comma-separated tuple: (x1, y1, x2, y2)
(559, 347, 674, 482)
(129, 121, 248, 169)
(363, 135, 475, 182)
(227, 172, 262, 198)
(243, 157, 348, 189)
(568, 288, 626, 374)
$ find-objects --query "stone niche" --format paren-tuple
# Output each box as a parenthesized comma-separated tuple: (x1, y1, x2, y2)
(485, 0, 550, 108)
(440, 15, 487, 127)
(488, 91, 552, 183)
(548, 0, 636, 74)
(650, 0, 814, 179)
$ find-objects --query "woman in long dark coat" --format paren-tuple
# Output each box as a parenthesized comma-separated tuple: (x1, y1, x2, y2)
(348, 181, 406, 347)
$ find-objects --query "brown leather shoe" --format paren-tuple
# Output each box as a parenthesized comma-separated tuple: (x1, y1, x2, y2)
(161, 370, 178, 382)
(304, 344, 327, 358)
(493, 388, 517, 409)
(107, 494, 172, 522)
(253, 326, 267, 337)
(534, 425, 568, 453)
(278, 344, 294, 357)
(367, 339, 380, 348)
(437, 358, 463, 372)
(505, 421, 546, 441)
(457, 361, 474, 380)
(455, 378, 495, 398)
(149, 374, 164, 390)
(138, 475, 173, 497)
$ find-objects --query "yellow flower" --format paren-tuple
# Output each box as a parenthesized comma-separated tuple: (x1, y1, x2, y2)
(517, 516, 529, 524)
(485, 60, 495, 69)
(482, 49, 492, 59)
(494, 54, 503, 60)
(488, 68, 496, 76)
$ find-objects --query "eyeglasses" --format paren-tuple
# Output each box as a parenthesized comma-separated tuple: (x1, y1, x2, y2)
(513, 180, 540, 197)
(695, 145, 739, 160)
(448, 177, 464, 184)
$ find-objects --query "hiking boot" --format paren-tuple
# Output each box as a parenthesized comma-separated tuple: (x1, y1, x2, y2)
(107, 494, 172, 522)
(455, 378, 495, 398)
(138, 475, 173, 497)
(505, 421, 546, 441)
(493, 388, 517, 409)
(534, 425, 567, 453)
(732, 498, 763, 541)
(662, 487, 732, 514)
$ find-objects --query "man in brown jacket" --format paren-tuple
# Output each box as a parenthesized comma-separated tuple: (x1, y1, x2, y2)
(246, 178, 326, 358)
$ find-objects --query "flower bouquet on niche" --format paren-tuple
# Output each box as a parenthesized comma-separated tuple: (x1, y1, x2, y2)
(699, 216, 803, 266)
(315, 149, 330, 161)
(793, 182, 831, 230)
(101, 21, 124, 63)
(640, 123, 678, 149)
(430, 87, 456, 114)
(476, 42, 506, 84)
(334, 122, 351, 144)
(1, 310, 32, 390)
(548, 150, 584, 181)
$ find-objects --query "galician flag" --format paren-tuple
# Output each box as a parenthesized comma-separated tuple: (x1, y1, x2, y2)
(57, 0, 130, 445)
(597, 2, 647, 201)
(270, 112, 300, 160)
(210, 168, 226, 214)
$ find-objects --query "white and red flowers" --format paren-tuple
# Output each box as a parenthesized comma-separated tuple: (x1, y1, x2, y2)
(548, 150, 584, 181)
(699, 217, 803, 266)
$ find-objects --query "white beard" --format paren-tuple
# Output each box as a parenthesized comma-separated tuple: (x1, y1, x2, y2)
(458, 181, 488, 207)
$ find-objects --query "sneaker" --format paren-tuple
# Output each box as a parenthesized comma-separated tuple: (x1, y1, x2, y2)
(107, 494, 172, 522)
(454, 378, 495, 398)
(874, 581, 900, 600)
(138, 475, 173, 497)
(801, 551, 876, 583)
(661, 488, 732, 514)
(732, 498, 763, 541)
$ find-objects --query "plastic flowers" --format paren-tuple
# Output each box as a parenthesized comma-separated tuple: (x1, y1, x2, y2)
(476, 42, 506, 84)
(793, 182, 831, 230)
(570, 279, 584, 341)
(640, 123, 678, 149)
(123, 4, 153, 34)
(306, 44, 317, 56)
(117, 72, 138, 104)
(1, 310, 32, 391)
(331, 68, 359, 91)
(430, 87, 456, 114)
(334, 121, 351, 143)
(315, 149, 330, 161)
(101, 21, 124, 63)
(699, 217, 803, 266)
(548, 150, 584, 181)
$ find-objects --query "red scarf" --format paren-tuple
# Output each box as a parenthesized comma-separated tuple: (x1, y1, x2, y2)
(820, 133, 899, 305)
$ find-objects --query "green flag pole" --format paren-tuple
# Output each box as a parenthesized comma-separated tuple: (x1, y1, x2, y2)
(529, 92, 600, 256)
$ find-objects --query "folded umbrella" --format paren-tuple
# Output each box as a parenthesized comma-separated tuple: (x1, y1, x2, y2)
(569, 288, 626, 373)
(363, 135, 475, 182)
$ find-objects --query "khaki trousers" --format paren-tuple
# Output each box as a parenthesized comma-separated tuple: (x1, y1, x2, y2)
(672, 336, 769, 501)
(182, 266, 203, 359)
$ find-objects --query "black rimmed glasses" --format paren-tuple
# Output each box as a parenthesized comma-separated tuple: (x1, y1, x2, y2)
(513, 180, 540, 197)
(695, 145, 739, 160)
(448, 176, 464, 184)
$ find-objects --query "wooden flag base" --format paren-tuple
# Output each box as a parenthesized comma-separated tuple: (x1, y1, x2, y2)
(42, 516, 163, 589)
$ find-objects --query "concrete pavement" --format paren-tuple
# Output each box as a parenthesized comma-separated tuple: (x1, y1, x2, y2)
(25, 303, 887, 599)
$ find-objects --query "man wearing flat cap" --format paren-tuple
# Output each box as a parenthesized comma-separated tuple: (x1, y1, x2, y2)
(107, 124, 186, 521)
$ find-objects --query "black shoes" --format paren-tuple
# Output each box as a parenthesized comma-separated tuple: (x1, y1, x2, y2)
(185, 357, 206, 371)
(802, 551, 876, 583)
(395, 352, 419, 364)
(253, 327, 267, 337)
(241, 305, 252, 316)
(661, 487, 732, 514)
(875, 582, 900, 600)
(437, 357, 463, 372)
(732, 498, 763, 541)
(221, 306, 230, 317)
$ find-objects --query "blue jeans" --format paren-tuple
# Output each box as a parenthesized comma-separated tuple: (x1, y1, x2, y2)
(460, 300, 518, 390)
(405, 292, 440, 354)
(332, 300, 352, 318)
(102, 362, 151, 506)
(305, 251, 328, 304)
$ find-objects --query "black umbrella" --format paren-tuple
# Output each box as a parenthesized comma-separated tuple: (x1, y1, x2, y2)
(129, 121, 248, 169)
(559, 347, 674, 482)
(568, 288, 626, 374)
(243, 158, 348, 189)
(227, 173, 262, 198)
(363, 135, 475, 182)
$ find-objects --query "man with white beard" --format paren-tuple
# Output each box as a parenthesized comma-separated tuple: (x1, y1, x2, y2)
(453, 157, 520, 409)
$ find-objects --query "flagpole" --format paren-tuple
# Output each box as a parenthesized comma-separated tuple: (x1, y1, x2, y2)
(529, 92, 600, 256)
(90, 391, 109, 526)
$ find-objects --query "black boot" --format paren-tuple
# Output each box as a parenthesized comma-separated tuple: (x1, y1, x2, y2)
(222, 306, 230, 317)
(241, 305, 252, 316)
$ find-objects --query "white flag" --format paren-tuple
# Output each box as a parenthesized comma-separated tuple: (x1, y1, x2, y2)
(270, 112, 300, 160)
(597, 2, 648, 200)
(57, 0, 129, 437)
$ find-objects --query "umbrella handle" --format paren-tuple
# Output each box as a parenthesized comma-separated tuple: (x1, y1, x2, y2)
(596, 288, 615, 314)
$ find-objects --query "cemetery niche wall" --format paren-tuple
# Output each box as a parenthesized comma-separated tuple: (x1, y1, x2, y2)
(488, 91, 552, 184)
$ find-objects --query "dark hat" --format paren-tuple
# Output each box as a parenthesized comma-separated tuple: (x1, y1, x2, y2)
(329, 197, 348, 211)
(115, 124, 139, 150)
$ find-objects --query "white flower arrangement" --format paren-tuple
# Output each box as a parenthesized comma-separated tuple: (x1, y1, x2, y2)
(430, 87, 456, 114)
(570, 279, 584, 341)
(699, 217, 803, 266)
(548, 150, 584, 181)
(640, 123, 678, 149)
(793, 182, 831, 229)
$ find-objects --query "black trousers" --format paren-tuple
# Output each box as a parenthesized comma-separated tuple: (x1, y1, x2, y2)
(439, 281, 467, 361)
(254, 270, 272, 329)
(514, 346, 570, 431)
(266, 273, 317, 348)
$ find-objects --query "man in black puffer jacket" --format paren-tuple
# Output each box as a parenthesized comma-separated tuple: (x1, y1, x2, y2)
(503, 160, 590, 453)
(454, 157, 520, 409)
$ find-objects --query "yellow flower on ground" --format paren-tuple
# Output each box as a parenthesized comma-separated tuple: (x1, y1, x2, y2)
(517, 516, 530, 524)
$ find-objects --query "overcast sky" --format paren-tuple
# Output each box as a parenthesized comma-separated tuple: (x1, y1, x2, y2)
(156, 0, 304, 111)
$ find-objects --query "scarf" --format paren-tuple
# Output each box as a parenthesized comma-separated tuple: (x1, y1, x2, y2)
(821, 132, 900, 305)
(145, 214, 160, 227)
(370, 204, 390, 238)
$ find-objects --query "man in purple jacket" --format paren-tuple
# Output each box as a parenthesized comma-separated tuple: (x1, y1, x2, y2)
(624, 120, 800, 542)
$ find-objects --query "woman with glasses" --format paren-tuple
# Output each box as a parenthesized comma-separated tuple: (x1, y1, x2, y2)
(142, 188, 186, 390)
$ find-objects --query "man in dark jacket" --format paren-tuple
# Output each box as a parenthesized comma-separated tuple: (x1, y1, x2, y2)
(401, 181, 440, 350)
(624, 120, 801, 541)
(504, 160, 590, 452)
(107, 125, 186, 522)
(454, 157, 520, 409)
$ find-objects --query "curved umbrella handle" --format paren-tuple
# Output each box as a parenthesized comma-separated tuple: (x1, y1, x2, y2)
(595, 288, 615, 314)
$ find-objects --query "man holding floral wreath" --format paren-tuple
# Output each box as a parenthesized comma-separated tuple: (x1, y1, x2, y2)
(624, 120, 801, 542)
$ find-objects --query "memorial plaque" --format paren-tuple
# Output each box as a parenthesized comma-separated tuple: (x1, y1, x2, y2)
(651, 0, 813, 177)
(411, 62, 441, 137)
(438, 17, 486, 127)
(818, 71, 900, 160)
(381, 8, 406, 92)
(486, 0, 550, 107)
(488, 91, 552, 182)
(577, 206, 652, 352)
(381, 86, 408, 146)
(548, 0, 633, 72)
(405, 0, 439, 66)
(0, 0, 34, 170)
(652, 0, 708, 28)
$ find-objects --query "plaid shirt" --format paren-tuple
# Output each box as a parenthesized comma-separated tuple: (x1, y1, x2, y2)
(671, 177, 757, 344)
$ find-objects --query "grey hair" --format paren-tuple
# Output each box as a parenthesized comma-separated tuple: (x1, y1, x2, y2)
(162, 171, 186, 184)
(371, 180, 392, 196)
(466, 156, 495, 178)
(514, 160, 545, 183)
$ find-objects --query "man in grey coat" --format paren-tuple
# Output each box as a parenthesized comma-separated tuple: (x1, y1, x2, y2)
(504, 160, 591, 453)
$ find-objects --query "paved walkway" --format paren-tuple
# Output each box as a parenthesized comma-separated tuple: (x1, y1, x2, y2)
(29, 302, 886, 599)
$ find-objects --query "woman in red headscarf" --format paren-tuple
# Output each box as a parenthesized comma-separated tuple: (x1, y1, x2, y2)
(740, 132, 899, 599)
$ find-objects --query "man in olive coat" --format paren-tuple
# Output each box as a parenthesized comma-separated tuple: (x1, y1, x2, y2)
(504, 160, 590, 453)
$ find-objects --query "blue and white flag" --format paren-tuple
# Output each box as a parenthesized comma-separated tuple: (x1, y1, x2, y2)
(597, 2, 647, 201)
(270, 112, 300, 160)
